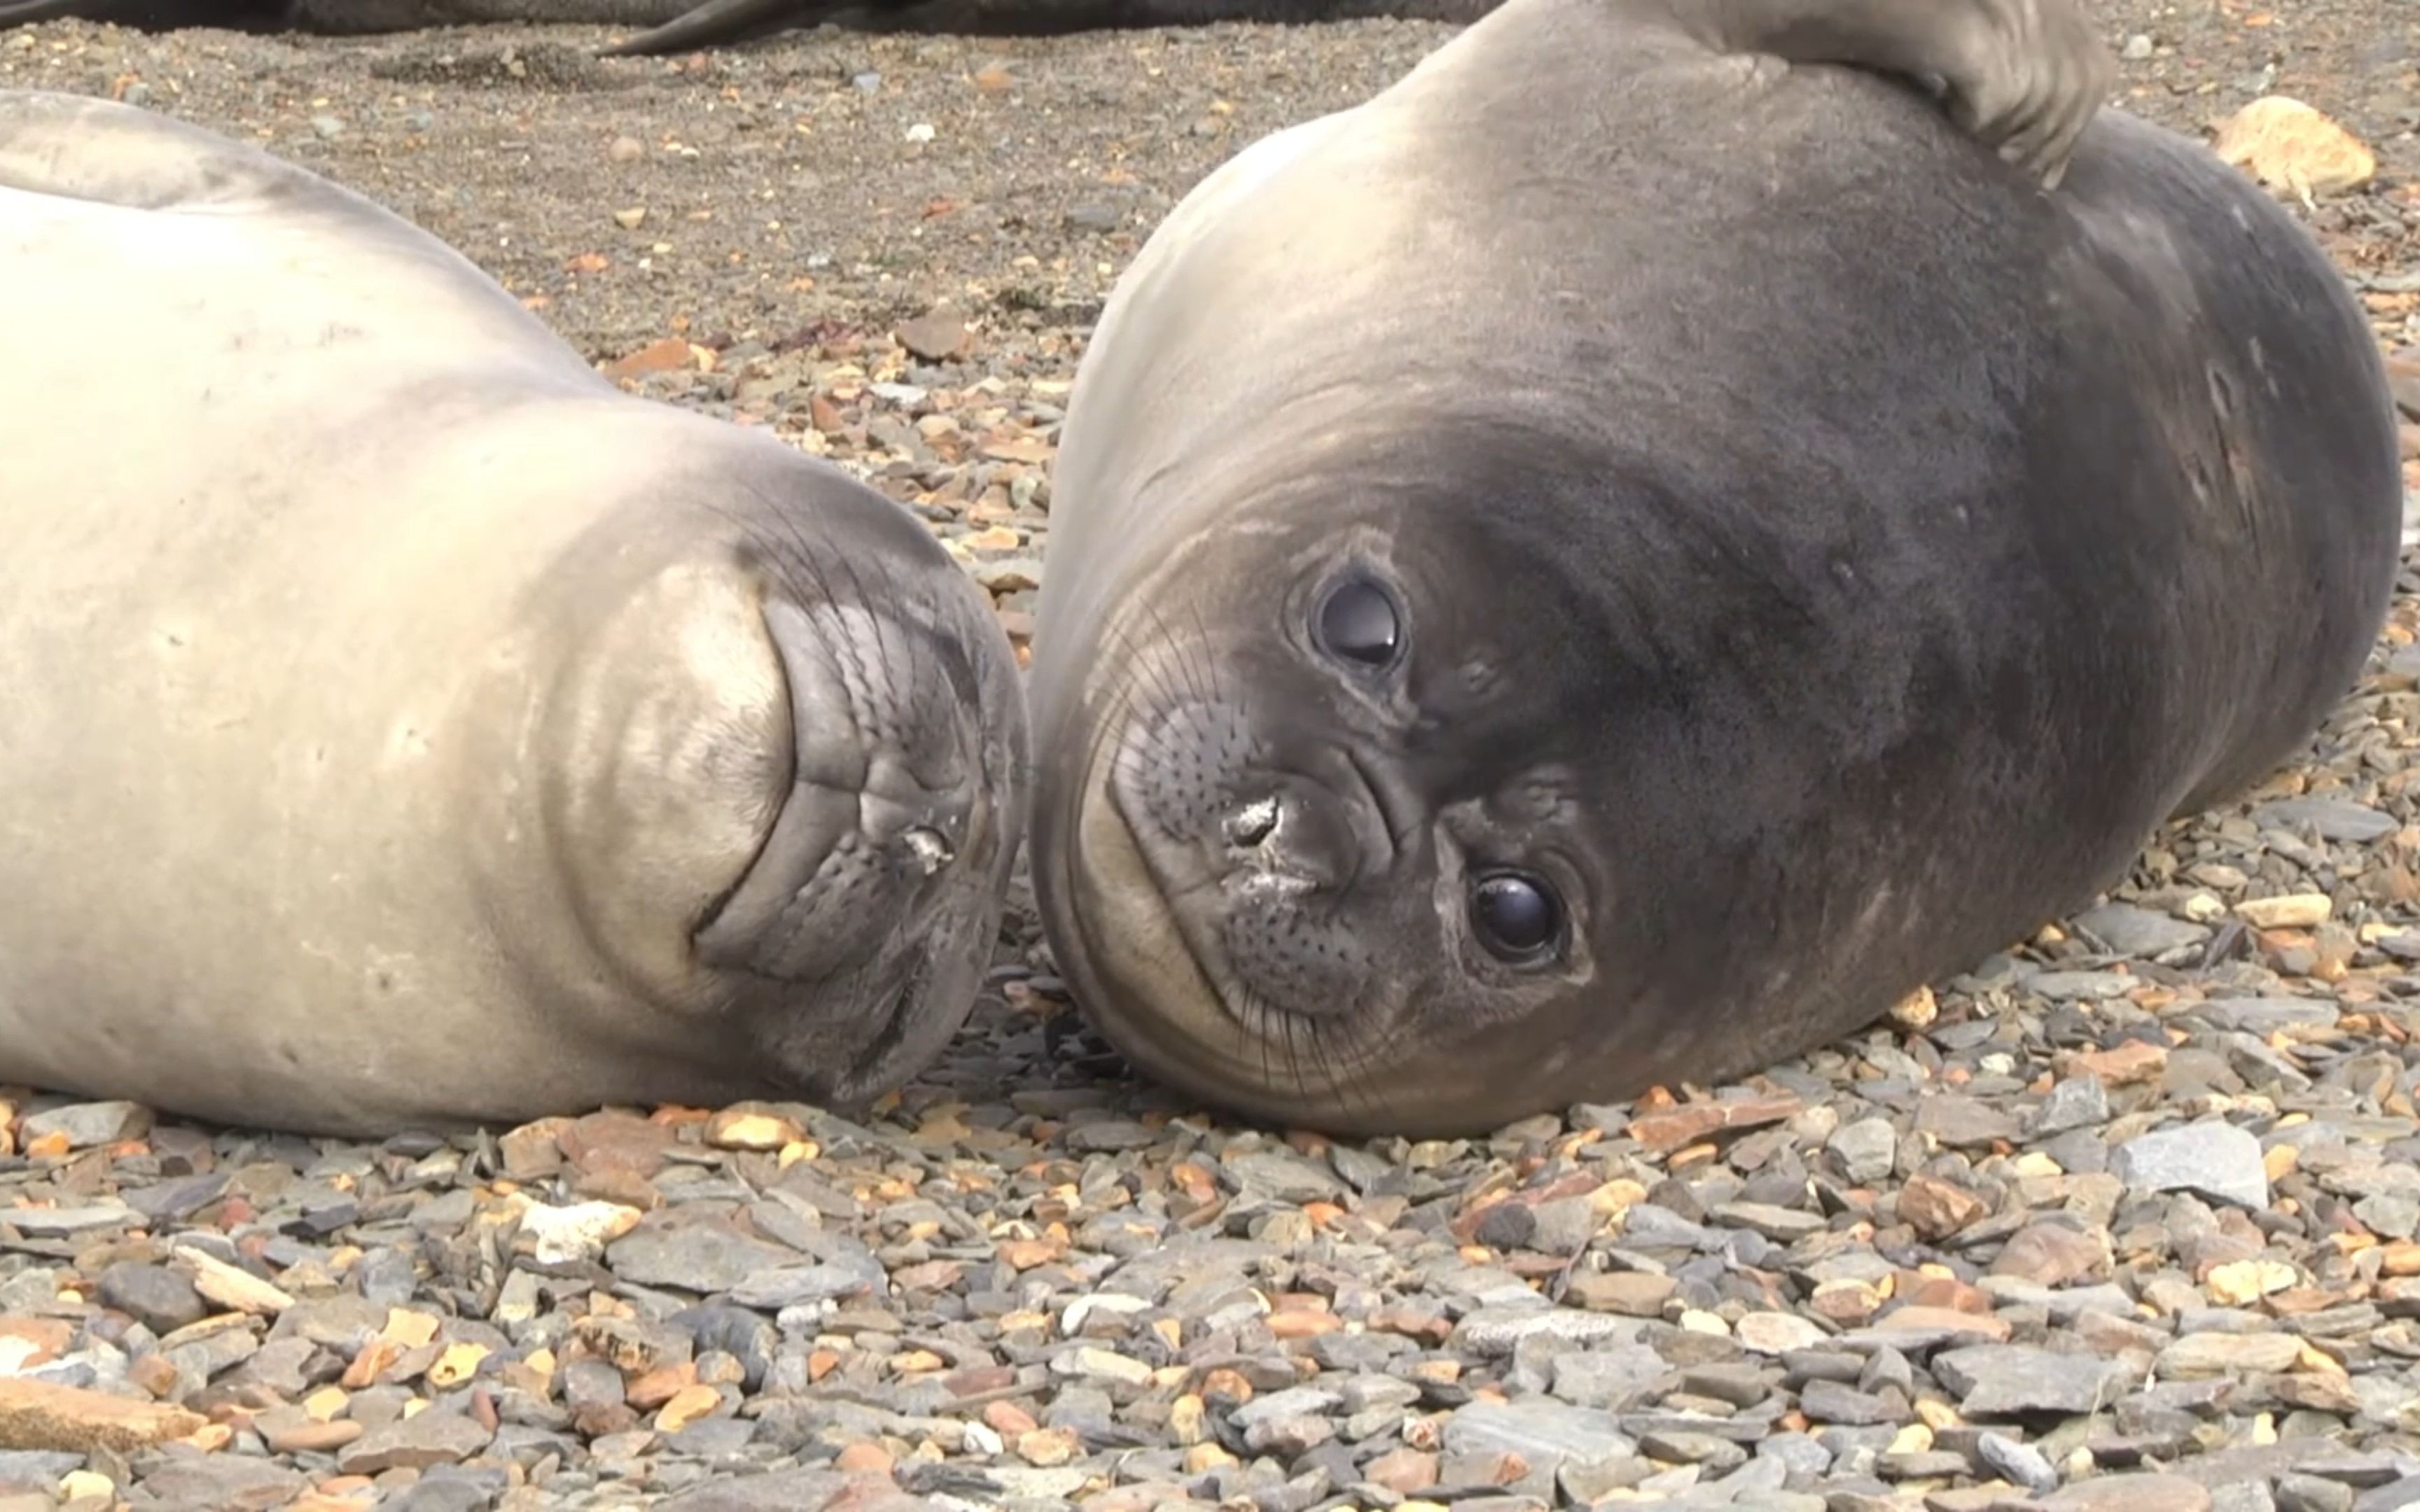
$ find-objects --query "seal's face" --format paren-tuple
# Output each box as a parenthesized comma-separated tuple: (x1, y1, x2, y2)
(691, 531, 1023, 1103)
(522, 468, 1026, 1110)
(1036, 426, 1650, 1137)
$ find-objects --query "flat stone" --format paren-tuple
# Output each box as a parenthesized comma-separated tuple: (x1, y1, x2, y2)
(2031, 1077, 2110, 1136)
(1550, 1345, 1671, 1410)
(2353, 1479, 2420, 1512)
(2156, 1332, 2304, 1376)
(1737, 1312, 1829, 1354)
(0, 1204, 135, 1236)
(137, 1453, 308, 1508)
(2254, 797, 2398, 843)
(18, 1101, 150, 1149)
(1223, 1150, 1346, 1203)
(1442, 1399, 1636, 1499)
(1454, 1305, 1643, 1355)
(1800, 1380, 1905, 1427)
(2073, 903, 2212, 957)
(2195, 997, 2344, 1034)
(606, 1211, 802, 1294)
(96, 1263, 208, 1336)
(1931, 1345, 2132, 1418)
(2113, 1121, 2271, 1210)
(1568, 1273, 1677, 1317)
(657, 1469, 851, 1512)
(2029, 970, 2138, 1000)
(2045, 1474, 2215, 1512)
(0, 1378, 204, 1453)
(1828, 1119, 1898, 1185)
(336, 1408, 494, 1474)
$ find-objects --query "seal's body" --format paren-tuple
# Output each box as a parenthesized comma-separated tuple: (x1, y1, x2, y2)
(0, 90, 1027, 1137)
(1026, 0, 2401, 1138)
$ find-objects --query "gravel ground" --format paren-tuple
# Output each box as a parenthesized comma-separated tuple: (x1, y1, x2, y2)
(4, 5, 2420, 1511)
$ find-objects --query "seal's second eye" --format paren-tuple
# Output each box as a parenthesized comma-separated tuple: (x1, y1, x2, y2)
(1315, 578, 1401, 667)
(1471, 872, 1561, 962)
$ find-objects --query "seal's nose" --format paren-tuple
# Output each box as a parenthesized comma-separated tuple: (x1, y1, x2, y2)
(689, 596, 985, 981)
(1218, 782, 1361, 890)
(859, 749, 971, 878)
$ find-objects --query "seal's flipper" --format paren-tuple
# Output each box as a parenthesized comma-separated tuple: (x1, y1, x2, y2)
(597, 0, 826, 54)
(1623, 0, 2113, 187)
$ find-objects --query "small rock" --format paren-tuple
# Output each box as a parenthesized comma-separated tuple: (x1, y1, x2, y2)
(1931, 1345, 2131, 1418)
(1567, 1273, 1676, 1317)
(2156, 1333, 2304, 1376)
(2254, 798, 2398, 844)
(2075, 902, 2211, 957)
(2234, 893, 2335, 930)
(1828, 1119, 1897, 1185)
(338, 1408, 495, 1474)
(2113, 1121, 2271, 1210)
(517, 1201, 644, 1266)
(0, 1378, 204, 1453)
(2276, 1474, 2356, 1512)
(2032, 1077, 2110, 1135)
(1900, 1174, 1989, 1240)
(1737, 1312, 1828, 1354)
(2046, 1473, 2214, 1512)
(18, 1101, 149, 1149)
(896, 309, 969, 361)
(2214, 97, 2377, 197)
(1978, 1432, 2061, 1494)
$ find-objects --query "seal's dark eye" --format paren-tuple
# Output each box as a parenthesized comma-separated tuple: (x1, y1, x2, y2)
(1470, 872, 1561, 962)
(1315, 578, 1401, 668)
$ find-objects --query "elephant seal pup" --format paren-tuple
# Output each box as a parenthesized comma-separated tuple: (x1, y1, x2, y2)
(1027, 0, 2403, 1138)
(0, 90, 1027, 1139)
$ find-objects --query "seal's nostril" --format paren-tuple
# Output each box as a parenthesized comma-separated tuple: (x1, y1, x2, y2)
(1223, 796, 1281, 849)
(903, 825, 955, 876)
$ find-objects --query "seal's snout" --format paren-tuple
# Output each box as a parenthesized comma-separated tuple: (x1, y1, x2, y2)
(690, 594, 983, 982)
(1217, 783, 1363, 891)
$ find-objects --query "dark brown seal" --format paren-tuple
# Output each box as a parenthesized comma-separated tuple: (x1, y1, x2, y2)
(1023, 0, 2400, 1137)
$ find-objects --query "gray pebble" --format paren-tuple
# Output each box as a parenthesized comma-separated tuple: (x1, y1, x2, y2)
(2113, 1119, 2272, 1209)
(1930, 1344, 2133, 1418)
(19, 1100, 149, 1148)
(2255, 796, 2399, 842)
(1826, 1119, 1896, 1184)
(1977, 1432, 2061, 1493)
(2073, 902, 2211, 956)
(2281, 1475, 2359, 1512)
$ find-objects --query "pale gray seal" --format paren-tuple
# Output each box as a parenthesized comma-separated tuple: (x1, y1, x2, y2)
(0, 89, 1027, 1138)
(1024, 0, 2403, 1137)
